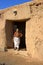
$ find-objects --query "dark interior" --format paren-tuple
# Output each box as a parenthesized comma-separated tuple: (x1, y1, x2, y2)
(5, 20, 26, 50)
(13, 21, 26, 50)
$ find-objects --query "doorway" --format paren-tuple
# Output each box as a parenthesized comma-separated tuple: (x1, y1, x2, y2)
(13, 21, 26, 50)
(5, 20, 26, 50)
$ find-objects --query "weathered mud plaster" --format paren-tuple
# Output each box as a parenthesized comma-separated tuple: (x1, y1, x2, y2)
(0, 0, 43, 60)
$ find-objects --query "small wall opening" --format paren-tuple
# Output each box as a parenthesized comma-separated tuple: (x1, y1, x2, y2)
(5, 20, 26, 50)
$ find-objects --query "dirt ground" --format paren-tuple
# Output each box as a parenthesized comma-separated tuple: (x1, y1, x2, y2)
(0, 49, 43, 65)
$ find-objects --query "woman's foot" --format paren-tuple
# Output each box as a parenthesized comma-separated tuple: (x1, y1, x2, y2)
(17, 48, 19, 51)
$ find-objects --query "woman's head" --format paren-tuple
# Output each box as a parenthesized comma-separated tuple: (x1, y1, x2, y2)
(16, 28, 19, 32)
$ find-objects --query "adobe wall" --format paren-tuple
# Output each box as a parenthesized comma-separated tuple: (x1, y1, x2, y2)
(0, 15, 6, 51)
(0, 1, 43, 60)
(26, 2, 43, 60)
(3, 3, 30, 20)
(33, 0, 43, 2)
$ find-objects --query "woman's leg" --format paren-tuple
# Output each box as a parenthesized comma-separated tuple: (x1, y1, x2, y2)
(13, 37, 17, 49)
(16, 38, 20, 50)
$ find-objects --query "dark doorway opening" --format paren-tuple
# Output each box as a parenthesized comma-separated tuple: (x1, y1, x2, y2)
(13, 21, 26, 50)
(5, 20, 26, 50)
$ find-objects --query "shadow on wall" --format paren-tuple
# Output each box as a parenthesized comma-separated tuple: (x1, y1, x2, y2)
(5, 20, 13, 48)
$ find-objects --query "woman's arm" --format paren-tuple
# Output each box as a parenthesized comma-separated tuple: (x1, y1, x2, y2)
(19, 33, 23, 37)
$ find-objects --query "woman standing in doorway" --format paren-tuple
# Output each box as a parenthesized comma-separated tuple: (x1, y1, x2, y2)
(13, 28, 23, 50)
